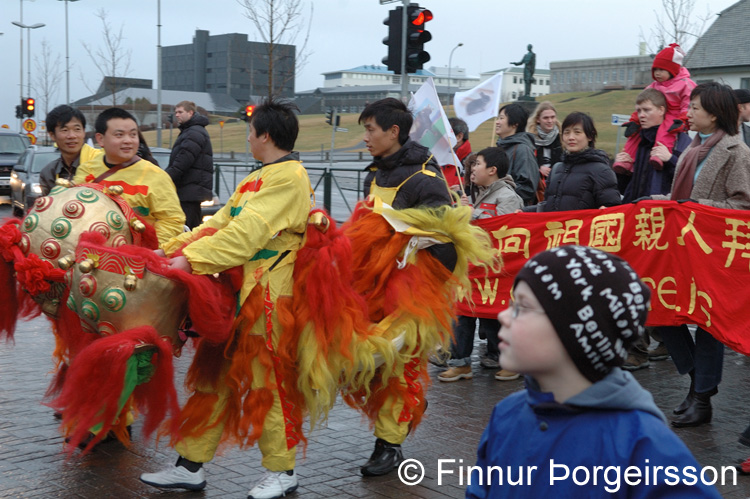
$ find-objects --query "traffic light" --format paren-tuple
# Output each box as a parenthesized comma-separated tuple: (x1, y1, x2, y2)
(382, 7, 403, 73)
(325, 108, 333, 126)
(24, 98, 35, 118)
(335, 115, 341, 127)
(405, 5, 433, 73)
(245, 105, 254, 119)
(15, 105, 23, 119)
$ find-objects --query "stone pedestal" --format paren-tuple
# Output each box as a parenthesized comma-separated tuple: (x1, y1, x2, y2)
(515, 98, 538, 114)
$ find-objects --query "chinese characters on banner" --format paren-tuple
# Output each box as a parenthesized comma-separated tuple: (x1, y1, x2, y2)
(456, 201, 750, 355)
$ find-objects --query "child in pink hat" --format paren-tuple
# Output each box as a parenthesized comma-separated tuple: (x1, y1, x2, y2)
(613, 43, 697, 174)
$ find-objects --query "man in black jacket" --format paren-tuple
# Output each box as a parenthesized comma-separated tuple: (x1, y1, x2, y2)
(39, 105, 87, 195)
(166, 100, 214, 228)
(358, 97, 456, 477)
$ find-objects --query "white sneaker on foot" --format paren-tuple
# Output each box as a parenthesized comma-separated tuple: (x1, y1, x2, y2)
(140, 464, 206, 491)
(248, 469, 298, 499)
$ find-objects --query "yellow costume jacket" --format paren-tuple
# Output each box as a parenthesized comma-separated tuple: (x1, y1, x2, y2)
(74, 152, 185, 246)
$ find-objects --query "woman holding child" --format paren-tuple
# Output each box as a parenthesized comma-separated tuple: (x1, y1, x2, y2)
(649, 82, 750, 427)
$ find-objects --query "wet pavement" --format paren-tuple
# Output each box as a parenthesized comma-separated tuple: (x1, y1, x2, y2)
(2, 315, 750, 499)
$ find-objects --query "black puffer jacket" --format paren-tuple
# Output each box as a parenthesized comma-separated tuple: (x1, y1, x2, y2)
(166, 114, 214, 202)
(363, 139, 457, 270)
(529, 148, 621, 212)
(496, 132, 539, 205)
(363, 139, 452, 209)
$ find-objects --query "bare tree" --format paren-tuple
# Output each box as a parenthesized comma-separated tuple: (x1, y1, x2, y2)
(238, 0, 313, 98)
(32, 39, 64, 118)
(81, 9, 132, 106)
(645, 0, 713, 53)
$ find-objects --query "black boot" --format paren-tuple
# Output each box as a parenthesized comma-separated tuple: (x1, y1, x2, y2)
(673, 371, 695, 415)
(671, 389, 716, 428)
(360, 438, 404, 477)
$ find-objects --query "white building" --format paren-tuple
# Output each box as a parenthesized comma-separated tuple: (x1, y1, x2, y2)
(321, 64, 478, 91)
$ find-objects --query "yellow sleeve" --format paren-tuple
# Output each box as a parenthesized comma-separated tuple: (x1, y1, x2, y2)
(79, 143, 102, 164)
(182, 164, 311, 275)
(147, 168, 186, 246)
(161, 195, 233, 256)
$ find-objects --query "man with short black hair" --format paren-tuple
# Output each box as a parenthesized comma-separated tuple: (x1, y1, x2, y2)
(166, 100, 214, 228)
(73, 107, 184, 246)
(357, 97, 456, 477)
(39, 105, 88, 195)
(141, 98, 312, 499)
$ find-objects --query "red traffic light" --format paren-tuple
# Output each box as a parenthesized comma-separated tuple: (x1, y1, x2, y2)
(411, 9, 433, 26)
(245, 105, 255, 117)
(25, 98, 35, 111)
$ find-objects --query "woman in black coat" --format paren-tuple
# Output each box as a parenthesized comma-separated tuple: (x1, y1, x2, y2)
(526, 112, 621, 212)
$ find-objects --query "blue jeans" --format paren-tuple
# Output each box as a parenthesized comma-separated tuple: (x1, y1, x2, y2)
(658, 325, 724, 393)
(448, 316, 500, 367)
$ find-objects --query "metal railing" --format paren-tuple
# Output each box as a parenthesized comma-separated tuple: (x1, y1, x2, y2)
(212, 161, 369, 222)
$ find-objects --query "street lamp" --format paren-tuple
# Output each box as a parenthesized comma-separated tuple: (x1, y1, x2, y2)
(11, 21, 45, 98)
(57, 0, 81, 104)
(447, 42, 463, 109)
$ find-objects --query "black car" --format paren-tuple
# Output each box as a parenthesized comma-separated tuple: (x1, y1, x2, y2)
(9, 146, 59, 217)
(0, 130, 31, 197)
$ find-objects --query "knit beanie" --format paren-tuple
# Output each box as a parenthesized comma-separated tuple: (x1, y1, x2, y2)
(652, 43, 685, 79)
(514, 246, 651, 382)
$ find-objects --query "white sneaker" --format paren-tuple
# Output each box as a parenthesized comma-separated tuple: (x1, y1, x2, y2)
(248, 469, 298, 499)
(140, 464, 206, 491)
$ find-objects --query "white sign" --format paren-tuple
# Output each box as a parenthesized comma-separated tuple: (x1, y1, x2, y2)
(611, 114, 631, 126)
(335, 127, 348, 133)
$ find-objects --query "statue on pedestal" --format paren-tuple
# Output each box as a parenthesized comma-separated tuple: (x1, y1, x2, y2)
(511, 44, 536, 100)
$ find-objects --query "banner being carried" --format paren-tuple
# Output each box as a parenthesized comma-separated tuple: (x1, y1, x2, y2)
(456, 201, 750, 356)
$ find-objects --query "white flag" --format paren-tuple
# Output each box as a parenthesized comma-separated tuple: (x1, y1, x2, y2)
(408, 77, 461, 169)
(453, 72, 503, 132)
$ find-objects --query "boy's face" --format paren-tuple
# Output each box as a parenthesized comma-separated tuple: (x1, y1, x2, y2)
(95, 118, 139, 164)
(653, 68, 671, 83)
(362, 117, 401, 158)
(471, 155, 497, 187)
(497, 281, 569, 376)
(739, 102, 750, 123)
(49, 118, 85, 157)
(537, 109, 557, 133)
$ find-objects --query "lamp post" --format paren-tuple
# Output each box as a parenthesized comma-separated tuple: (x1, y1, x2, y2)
(57, 0, 81, 104)
(11, 21, 45, 97)
(156, 0, 163, 147)
(447, 42, 463, 108)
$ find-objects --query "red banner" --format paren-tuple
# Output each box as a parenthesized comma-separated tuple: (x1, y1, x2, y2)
(456, 201, 750, 356)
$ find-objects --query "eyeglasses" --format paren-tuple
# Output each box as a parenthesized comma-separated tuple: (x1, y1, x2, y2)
(509, 299, 546, 319)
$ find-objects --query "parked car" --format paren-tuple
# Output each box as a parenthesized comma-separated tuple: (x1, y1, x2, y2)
(149, 147, 223, 223)
(0, 130, 31, 198)
(9, 146, 59, 217)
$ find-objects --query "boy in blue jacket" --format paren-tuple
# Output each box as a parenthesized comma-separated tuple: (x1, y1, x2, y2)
(467, 246, 723, 498)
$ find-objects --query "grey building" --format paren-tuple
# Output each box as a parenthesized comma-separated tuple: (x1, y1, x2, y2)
(684, 0, 750, 88)
(550, 55, 653, 94)
(162, 30, 295, 102)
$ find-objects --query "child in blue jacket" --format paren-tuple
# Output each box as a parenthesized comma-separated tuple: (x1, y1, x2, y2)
(467, 246, 723, 498)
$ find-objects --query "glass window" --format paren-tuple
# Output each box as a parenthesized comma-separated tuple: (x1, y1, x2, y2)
(628, 69, 633, 81)
(596, 70, 601, 83)
(573, 71, 578, 83)
(513, 76, 517, 83)
(742, 78, 750, 90)
(619, 69, 625, 81)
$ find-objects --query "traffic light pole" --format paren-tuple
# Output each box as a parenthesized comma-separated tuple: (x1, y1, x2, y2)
(329, 108, 337, 167)
(400, 0, 408, 101)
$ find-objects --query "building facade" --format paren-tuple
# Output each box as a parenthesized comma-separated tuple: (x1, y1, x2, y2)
(684, 0, 750, 88)
(550, 56, 652, 94)
(162, 30, 295, 102)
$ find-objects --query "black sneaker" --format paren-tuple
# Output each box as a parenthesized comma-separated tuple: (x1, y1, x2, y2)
(361, 439, 404, 477)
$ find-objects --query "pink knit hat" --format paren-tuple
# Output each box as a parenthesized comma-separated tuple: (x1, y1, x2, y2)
(652, 43, 685, 79)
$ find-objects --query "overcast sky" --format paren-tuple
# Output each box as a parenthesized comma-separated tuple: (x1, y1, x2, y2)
(0, 0, 737, 130)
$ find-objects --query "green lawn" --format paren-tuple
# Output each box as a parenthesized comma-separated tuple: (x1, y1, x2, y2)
(142, 89, 642, 158)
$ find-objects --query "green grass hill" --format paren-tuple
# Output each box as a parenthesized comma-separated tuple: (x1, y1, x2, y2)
(142, 89, 642, 158)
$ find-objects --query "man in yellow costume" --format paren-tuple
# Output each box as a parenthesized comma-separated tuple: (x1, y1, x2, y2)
(73, 107, 185, 246)
(140, 99, 312, 499)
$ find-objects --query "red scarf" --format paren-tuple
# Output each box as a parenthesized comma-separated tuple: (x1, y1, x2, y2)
(671, 130, 725, 201)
